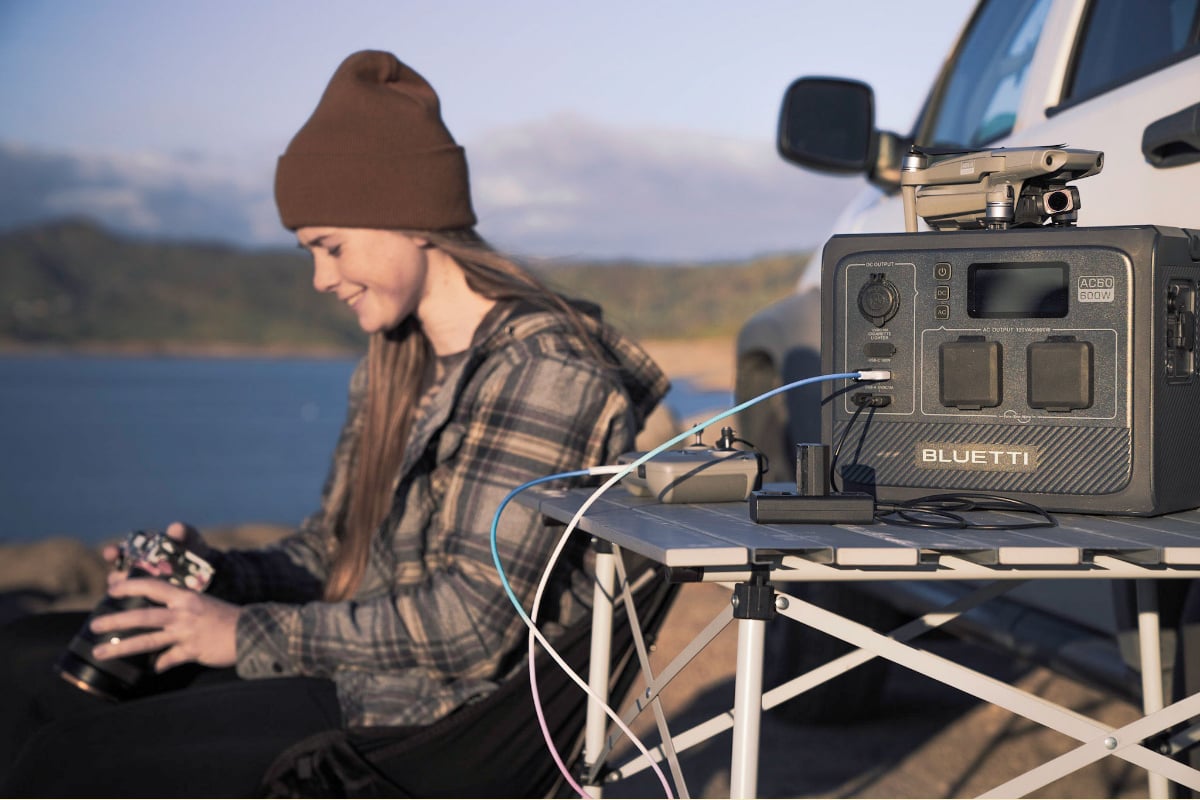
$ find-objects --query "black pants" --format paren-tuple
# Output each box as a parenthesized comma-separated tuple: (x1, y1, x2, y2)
(0, 612, 342, 798)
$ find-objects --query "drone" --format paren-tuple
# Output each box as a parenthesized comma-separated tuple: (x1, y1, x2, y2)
(900, 145, 1104, 233)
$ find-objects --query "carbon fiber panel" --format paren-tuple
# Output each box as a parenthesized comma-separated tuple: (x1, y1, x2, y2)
(835, 421, 1131, 494)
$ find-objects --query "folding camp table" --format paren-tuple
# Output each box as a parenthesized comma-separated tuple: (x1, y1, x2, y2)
(520, 485, 1200, 799)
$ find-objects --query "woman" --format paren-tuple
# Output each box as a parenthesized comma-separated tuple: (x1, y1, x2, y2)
(0, 50, 668, 796)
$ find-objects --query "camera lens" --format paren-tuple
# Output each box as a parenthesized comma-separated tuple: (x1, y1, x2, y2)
(57, 567, 161, 701)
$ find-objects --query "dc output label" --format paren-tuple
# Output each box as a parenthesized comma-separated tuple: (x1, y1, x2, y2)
(1078, 276, 1115, 303)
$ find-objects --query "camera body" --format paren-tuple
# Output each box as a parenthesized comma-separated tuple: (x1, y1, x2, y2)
(58, 530, 215, 700)
(821, 223, 1200, 514)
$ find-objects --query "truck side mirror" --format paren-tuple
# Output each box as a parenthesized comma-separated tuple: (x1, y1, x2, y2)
(777, 77, 876, 174)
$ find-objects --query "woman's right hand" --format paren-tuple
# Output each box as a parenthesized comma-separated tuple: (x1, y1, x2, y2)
(162, 521, 210, 557)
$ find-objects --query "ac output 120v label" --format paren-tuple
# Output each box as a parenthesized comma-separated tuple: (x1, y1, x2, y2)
(1078, 276, 1115, 303)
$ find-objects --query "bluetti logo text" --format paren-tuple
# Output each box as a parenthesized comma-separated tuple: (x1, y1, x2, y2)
(916, 443, 1039, 473)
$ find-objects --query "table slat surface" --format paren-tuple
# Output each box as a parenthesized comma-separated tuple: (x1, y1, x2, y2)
(524, 487, 1200, 571)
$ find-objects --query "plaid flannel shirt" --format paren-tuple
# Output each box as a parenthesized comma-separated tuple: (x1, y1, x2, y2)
(210, 302, 668, 727)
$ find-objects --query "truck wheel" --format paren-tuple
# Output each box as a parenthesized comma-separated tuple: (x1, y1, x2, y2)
(734, 351, 794, 483)
(764, 583, 904, 723)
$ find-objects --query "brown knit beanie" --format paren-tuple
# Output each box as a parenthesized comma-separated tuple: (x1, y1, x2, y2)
(274, 50, 476, 231)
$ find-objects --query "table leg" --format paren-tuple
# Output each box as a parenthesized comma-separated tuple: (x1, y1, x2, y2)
(584, 542, 617, 795)
(1137, 580, 1170, 800)
(730, 615, 766, 799)
(729, 573, 774, 799)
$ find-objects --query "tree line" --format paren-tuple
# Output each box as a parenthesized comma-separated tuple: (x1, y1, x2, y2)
(0, 218, 809, 353)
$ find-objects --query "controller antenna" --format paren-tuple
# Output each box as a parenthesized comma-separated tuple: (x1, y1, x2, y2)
(716, 426, 737, 450)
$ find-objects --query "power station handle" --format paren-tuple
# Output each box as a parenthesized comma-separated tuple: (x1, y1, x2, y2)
(1142, 103, 1200, 168)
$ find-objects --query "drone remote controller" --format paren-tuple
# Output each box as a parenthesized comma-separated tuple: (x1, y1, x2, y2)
(619, 428, 762, 503)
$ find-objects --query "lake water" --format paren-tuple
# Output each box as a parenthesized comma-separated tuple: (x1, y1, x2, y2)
(0, 354, 730, 545)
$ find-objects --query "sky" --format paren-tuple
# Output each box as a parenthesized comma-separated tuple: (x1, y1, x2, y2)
(0, 0, 976, 260)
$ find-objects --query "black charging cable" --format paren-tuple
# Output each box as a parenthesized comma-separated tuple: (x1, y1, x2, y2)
(828, 402, 867, 493)
(875, 493, 1057, 530)
(714, 426, 770, 477)
(823, 388, 1056, 529)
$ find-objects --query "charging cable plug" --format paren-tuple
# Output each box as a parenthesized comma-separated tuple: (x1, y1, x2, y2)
(852, 392, 892, 408)
(855, 369, 892, 382)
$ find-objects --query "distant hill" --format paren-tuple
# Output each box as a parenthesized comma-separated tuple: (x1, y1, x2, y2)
(0, 219, 809, 353)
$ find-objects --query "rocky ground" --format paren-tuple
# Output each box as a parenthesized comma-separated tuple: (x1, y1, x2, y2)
(600, 582, 1147, 799)
(641, 337, 737, 393)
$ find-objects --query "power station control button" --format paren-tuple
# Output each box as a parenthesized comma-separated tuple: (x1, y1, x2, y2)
(862, 342, 896, 359)
(1027, 339, 1093, 411)
(934, 262, 952, 281)
(939, 337, 1001, 409)
(857, 275, 900, 328)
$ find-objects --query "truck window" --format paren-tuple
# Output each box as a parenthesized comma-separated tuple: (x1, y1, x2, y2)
(1062, 0, 1200, 104)
(922, 0, 1052, 149)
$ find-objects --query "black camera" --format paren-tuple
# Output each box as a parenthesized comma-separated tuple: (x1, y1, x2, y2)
(57, 530, 215, 700)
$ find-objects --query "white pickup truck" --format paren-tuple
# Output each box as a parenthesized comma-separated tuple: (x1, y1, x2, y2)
(737, 0, 1200, 725)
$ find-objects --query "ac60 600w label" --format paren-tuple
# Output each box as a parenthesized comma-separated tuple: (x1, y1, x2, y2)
(1078, 275, 1115, 302)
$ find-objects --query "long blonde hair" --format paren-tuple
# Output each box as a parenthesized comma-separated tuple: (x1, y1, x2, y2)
(323, 229, 601, 601)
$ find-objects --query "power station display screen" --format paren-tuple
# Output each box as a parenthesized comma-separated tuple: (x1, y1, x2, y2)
(967, 262, 1069, 318)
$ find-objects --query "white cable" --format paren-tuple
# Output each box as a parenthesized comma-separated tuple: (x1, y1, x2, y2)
(492, 464, 671, 798)
(526, 465, 671, 798)
(517, 369, 873, 797)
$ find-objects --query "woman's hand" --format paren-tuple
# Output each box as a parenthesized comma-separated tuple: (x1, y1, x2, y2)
(102, 521, 212, 589)
(89, 577, 241, 671)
